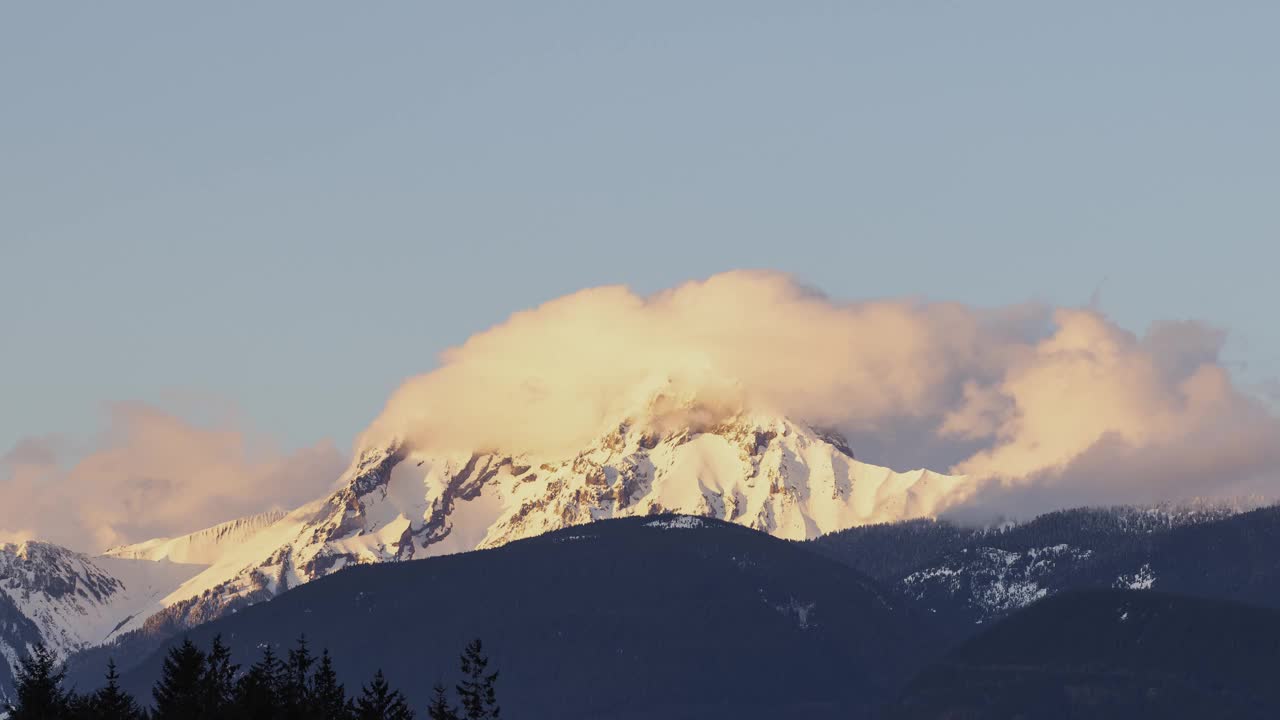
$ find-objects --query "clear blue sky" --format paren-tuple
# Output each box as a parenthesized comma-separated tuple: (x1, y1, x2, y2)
(3, 2, 1277, 455)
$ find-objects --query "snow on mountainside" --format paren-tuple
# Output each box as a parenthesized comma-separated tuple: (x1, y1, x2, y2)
(901, 544, 1095, 621)
(0, 388, 967, 696)
(872, 504, 1248, 627)
(0, 509, 294, 701)
(103, 510, 288, 565)
(100, 407, 969, 639)
(0, 541, 203, 695)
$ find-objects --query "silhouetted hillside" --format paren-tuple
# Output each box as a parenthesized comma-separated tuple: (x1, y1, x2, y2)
(112, 516, 942, 719)
(811, 504, 1263, 630)
(891, 589, 1280, 719)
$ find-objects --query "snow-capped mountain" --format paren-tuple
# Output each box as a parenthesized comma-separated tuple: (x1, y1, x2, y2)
(0, 403, 959, 701)
(9, 399, 974, 697)
(0, 541, 202, 702)
(0, 510, 304, 702)
(0, 362, 979, 698)
(109, 515, 947, 718)
(99, 408, 967, 641)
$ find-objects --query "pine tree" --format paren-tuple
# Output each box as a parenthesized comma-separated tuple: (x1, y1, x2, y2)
(202, 634, 238, 718)
(354, 670, 414, 720)
(233, 645, 285, 720)
(426, 683, 460, 720)
(6, 644, 70, 720)
(310, 649, 352, 720)
(282, 635, 316, 718)
(91, 659, 143, 720)
(455, 639, 500, 720)
(65, 692, 97, 720)
(152, 638, 208, 720)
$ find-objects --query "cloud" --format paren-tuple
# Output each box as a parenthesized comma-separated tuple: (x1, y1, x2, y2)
(365, 271, 1046, 458)
(0, 404, 345, 553)
(942, 311, 1280, 519)
(364, 270, 1280, 519)
(9, 271, 1274, 548)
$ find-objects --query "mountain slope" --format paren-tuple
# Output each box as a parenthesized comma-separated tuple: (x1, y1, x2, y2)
(891, 589, 1280, 719)
(115, 516, 944, 719)
(99, 411, 966, 641)
(0, 508, 304, 703)
(0, 541, 202, 704)
(102, 510, 288, 565)
(810, 504, 1249, 628)
(1079, 504, 1280, 604)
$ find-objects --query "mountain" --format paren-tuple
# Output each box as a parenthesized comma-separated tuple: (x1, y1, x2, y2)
(10, 405, 973, 701)
(27, 498, 1280, 712)
(1076, 504, 1280, 606)
(0, 541, 202, 704)
(81, 409, 966, 643)
(114, 516, 945, 719)
(891, 589, 1280, 719)
(0, 511, 295, 704)
(21, 389, 1274, 708)
(810, 503, 1255, 630)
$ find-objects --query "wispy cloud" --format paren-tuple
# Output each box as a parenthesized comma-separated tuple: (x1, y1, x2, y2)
(0, 403, 345, 553)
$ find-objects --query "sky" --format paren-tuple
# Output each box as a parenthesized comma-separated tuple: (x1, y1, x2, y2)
(2, 4, 1279, 548)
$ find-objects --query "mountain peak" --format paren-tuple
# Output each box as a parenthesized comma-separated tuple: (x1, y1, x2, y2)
(27, 404, 966, 673)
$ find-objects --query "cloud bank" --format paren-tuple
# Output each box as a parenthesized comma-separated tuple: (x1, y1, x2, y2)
(0, 404, 345, 553)
(366, 270, 1280, 519)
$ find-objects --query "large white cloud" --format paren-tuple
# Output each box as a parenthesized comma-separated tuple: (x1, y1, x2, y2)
(364, 270, 1280, 518)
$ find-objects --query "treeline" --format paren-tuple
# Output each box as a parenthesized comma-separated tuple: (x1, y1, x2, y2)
(6, 636, 499, 720)
(809, 506, 1243, 583)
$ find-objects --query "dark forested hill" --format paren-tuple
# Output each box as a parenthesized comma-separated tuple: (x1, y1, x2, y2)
(56, 505, 1280, 718)
(110, 516, 942, 720)
(890, 589, 1280, 719)
(808, 504, 1265, 630)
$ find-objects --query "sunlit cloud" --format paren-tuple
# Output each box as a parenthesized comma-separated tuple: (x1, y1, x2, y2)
(0, 404, 345, 553)
(365, 270, 1280, 519)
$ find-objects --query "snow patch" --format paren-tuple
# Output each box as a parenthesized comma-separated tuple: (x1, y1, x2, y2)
(645, 516, 707, 530)
(901, 544, 1092, 619)
(1116, 563, 1156, 590)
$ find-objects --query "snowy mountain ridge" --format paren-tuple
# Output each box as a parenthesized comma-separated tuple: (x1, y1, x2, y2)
(102, 510, 288, 565)
(4, 378, 978, 689)
(0, 540, 203, 701)
(97, 409, 970, 640)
